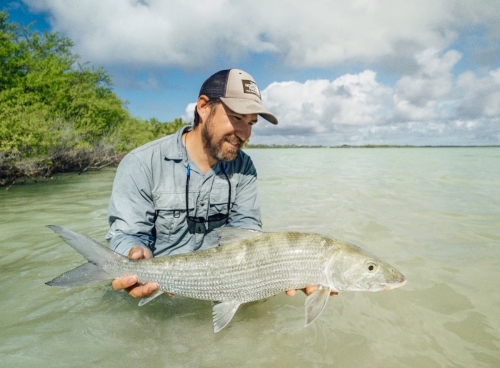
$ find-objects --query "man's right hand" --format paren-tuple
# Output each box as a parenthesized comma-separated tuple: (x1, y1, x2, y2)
(111, 246, 159, 298)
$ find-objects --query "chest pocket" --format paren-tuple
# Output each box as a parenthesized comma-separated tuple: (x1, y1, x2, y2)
(209, 177, 237, 209)
(207, 177, 237, 231)
(152, 191, 193, 239)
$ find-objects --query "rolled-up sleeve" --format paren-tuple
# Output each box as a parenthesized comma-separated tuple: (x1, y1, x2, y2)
(106, 153, 157, 256)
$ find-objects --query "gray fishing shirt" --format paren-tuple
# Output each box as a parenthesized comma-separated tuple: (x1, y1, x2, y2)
(106, 126, 262, 257)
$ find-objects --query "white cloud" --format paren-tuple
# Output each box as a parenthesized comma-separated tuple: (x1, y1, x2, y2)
(491, 68, 500, 84)
(257, 70, 392, 138)
(393, 49, 461, 122)
(250, 52, 500, 145)
(23, 0, 500, 70)
(456, 68, 500, 118)
(182, 102, 196, 123)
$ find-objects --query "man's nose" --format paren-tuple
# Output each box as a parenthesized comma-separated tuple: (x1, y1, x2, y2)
(234, 122, 252, 142)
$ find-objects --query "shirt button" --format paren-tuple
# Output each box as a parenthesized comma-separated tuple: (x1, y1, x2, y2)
(200, 201, 205, 206)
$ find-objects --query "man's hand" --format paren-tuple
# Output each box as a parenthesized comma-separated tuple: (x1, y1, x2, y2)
(112, 246, 159, 298)
(286, 286, 338, 297)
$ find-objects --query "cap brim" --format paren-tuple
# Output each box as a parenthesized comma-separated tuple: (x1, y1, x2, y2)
(221, 97, 278, 125)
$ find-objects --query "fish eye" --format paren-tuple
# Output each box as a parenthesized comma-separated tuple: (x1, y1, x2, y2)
(366, 261, 378, 273)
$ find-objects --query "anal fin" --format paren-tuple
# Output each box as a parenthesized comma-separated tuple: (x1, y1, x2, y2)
(212, 301, 241, 333)
(138, 290, 164, 306)
(304, 286, 331, 326)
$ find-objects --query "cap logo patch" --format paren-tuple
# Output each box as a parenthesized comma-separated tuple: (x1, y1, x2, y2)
(242, 80, 261, 98)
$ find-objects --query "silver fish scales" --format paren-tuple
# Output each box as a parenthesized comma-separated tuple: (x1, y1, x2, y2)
(140, 232, 329, 301)
(46, 226, 406, 332)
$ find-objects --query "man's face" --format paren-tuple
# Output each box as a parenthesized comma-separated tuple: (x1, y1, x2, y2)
(201, 103, 258, 162)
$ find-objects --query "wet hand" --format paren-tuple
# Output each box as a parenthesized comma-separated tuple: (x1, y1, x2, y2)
(111, 246, 158, 298)
(286, 286, 338, 297)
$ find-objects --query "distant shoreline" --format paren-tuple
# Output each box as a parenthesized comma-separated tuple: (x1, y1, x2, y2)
(2, 144, 497, 188)
(245, 144, 500, 149)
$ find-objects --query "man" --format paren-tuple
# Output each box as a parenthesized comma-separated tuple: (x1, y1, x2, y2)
(107, 68, 335, 299)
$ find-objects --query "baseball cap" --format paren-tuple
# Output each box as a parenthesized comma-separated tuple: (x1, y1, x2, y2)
(199, 69, 278, 125)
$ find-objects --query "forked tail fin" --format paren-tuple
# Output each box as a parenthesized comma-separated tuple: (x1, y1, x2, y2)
(46, 225, 125, 287)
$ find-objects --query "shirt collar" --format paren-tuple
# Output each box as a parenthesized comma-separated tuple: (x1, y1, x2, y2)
(163, 125, 228, 175)
(163, 125, 192, 162)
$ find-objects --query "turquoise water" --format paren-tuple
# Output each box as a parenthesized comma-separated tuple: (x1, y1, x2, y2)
(1, 148, 499, 367)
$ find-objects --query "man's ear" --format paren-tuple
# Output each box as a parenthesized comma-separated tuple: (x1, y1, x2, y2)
(196, 95, 211, 125)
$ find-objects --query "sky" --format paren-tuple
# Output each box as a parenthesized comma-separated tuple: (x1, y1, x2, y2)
(4, 0, 500, 146)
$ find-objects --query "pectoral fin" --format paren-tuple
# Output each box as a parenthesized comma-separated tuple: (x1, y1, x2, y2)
(212, 301, 241, 333)
(304, 286, 331, 326)
(138, 290, 164, 306)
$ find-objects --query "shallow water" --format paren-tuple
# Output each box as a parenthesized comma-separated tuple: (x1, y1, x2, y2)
(1, 148, 499, 367)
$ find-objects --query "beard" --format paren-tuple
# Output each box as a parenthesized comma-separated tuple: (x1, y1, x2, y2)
(201, 115, 243, 162)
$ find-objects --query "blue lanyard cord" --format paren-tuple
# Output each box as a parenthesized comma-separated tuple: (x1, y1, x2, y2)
(186, 162, 191, 178)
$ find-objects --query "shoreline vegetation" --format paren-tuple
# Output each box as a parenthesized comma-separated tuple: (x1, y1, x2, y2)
(0, 11, 187, 188)
(1, 11, 497, 188)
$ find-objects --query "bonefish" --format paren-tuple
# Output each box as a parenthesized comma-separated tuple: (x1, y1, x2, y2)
(46, 225, 406, 332)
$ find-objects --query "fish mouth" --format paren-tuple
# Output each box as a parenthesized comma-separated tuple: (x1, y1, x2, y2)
(381, 278, 407, 290)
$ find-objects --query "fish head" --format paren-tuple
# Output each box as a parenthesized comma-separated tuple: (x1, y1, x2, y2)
(327, 244, 407, 292)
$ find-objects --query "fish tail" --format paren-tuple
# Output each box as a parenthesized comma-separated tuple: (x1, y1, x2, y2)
(46, 225, 125, 287)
